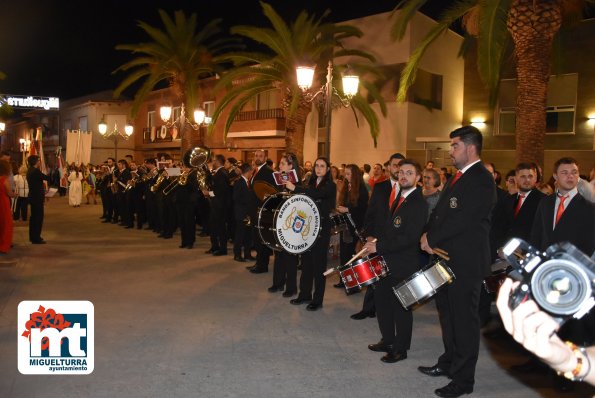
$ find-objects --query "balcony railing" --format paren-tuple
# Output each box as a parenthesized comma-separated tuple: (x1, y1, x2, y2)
(234, 108, 285, 122)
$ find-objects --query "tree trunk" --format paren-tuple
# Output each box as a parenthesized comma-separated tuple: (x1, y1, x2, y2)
(284, 102, 312, 163)
(508, 0, 562, 167)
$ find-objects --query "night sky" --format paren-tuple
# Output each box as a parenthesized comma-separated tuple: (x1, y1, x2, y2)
(0, 0, 450, 101)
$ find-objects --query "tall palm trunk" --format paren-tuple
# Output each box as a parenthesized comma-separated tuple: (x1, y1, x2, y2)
(284, 102, 312, 161)
(507, 0, 562, 167)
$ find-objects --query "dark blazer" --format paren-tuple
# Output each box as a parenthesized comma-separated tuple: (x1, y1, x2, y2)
(363, 179, 393, 239)
(426, 162, 497, 280)
(502, 189, 545, 244)
(530, 192, 594, 255)
(233, 177, 251, 220)
(212, 167, 230, 208)
(293, 178, 337, 224)
(26, 167, 50, 201)
(376, 187, 428, 279)
(341, 182, 369, 230)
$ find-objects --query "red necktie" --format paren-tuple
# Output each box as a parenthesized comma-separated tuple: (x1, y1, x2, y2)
(449, 170, 463, 187)
(554, 194, 568, 227)
(394, 196, 405, 212)
(388, 183, 397, 209)
(514, 193, 526, 218)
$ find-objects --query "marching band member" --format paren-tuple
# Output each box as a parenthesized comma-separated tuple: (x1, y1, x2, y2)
(175, 163, 200, 249)
(233, 163, 254, 262)
(284, 157, 336, 311)
(334, 164, 368, 289)
(365, 159, 428, 363)
(247, 150, 277, 273)
(100, 158, 116, 223)
(268, 153, 302, 297)
(203, 154, 230, 256)
(115, 159, 132, 228)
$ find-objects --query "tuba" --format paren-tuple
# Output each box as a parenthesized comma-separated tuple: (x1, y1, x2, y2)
(185, 146, 213, 192)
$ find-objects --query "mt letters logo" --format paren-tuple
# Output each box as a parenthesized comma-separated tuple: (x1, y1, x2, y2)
(18, 300, 94, 374)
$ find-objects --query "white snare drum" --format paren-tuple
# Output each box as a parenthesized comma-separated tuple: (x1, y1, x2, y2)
(392, 260, 455, 310)
(257, 192, 321, 254)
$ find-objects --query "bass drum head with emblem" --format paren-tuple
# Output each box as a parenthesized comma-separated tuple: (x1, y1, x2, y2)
(257, 193, 321, 254)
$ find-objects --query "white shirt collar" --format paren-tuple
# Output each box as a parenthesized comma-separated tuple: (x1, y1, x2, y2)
(459, 159, 482, 174)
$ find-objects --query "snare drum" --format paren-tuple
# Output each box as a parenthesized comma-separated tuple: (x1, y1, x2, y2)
(256, 192, 321, 254)
(337, 254, 388, 292)
(392, 260, 455, 310)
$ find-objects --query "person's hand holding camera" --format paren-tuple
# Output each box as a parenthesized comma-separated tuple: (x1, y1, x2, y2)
(497, 278, 594, 385)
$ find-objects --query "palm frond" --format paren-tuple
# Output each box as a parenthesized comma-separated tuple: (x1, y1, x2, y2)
(390, 0, 429, 41)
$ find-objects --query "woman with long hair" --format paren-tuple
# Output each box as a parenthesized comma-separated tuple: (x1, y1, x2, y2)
(284, 157, 336, 311)
(268, 153, 302, 297)
(0, 159, 17, 253)
(333, 164, 369, 289)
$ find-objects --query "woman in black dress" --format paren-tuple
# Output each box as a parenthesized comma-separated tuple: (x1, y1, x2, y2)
(284, 157, 336, 311)
(334, 164, 369, 289)
(268, 153, 302, 297)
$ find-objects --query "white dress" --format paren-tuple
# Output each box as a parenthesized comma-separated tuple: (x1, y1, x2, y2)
(68, 171, 83, 206)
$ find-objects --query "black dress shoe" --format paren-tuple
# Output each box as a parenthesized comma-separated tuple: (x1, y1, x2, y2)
(333, 281, 345, 289)
(179, 245, 187, 248)
(418, 364, 450, 378)
(434, 381, 473, 398)
(234, 256, 246, 262)
(186, 244, 193, 249)
(290, 297, 312, 305)
(125, 225, 133, 229)
(306, 302, 322, 311)
(282, 290, 296, 297)
(381, 350, 407, 363)
(31, 240, 47, 245)
(101, 220, 111, 223)
(267, 285, 283, 293)
(212, 250, 227, 256)
(351, 311, 376, 320)
(250, 268, 268, 274)
(245, 265, 256, 270)
(205, 248, 217, 254)
(244, 255, 256, 261)
(368, 340, 390, 353)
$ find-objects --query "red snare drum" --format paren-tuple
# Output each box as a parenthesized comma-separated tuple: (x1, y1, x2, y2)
(338, 254, 388, 292)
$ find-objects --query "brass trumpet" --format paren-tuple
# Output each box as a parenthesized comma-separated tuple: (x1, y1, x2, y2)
(150, 172, 167, 193)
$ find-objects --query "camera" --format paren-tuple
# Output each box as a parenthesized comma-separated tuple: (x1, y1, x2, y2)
(501, 238, 595, 325)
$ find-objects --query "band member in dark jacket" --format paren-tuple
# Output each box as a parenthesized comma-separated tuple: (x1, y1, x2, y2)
(99, 158, 116, 223)
(420, 126, 496, 398)
(365, 159, 428, 363)
(204, 154, 230, 256)
(285, 157, 336, 311)
(175, 163, 200, 249)
(247, 150, 277, 273)
(334, 164, 368, 288)
(352, 153, 405, 320)
(26, 155, 50, 244)
(233, 163, 254, 261)
(268, 153, 302, 297)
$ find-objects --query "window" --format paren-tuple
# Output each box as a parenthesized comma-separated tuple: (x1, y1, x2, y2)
(409, 69, 443, 110)
(173, 106, 181, 123)
(496, 73, 577, 135)
(147, 111, 155, 128)
(203, 101, 215, 124)
(78, 116, 88, 131)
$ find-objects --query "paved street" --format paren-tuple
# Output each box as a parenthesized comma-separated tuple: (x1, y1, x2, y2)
(1, 196, 594, 398)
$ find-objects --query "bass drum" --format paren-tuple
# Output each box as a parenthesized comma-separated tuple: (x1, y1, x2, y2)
(257, 192, 321, 254)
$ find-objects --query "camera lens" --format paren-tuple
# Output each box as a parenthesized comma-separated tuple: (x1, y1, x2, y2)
(531, 259, 591, 316)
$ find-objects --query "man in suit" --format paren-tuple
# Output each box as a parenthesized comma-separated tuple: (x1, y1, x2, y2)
(26, 155, 50, 244)
(420, 125, 496, 398)
(99, 157, 115, 223)
(365, 159, 428, 363)
(233, 163, 254, 262)
(247, 150, 277, 273)
(350, 153, 404, 320)
(204, 154, 230, 256)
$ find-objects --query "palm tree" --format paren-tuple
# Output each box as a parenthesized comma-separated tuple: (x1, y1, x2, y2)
(209, 2, 387, 161)
(392, 0, 582, 167)
(113, 9, 239, 153)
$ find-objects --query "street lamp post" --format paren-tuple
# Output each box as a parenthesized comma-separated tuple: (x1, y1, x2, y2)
(296, 60, 359, 160)
(0, 122, 5, 134)
(98, 116, 133, 160)
(159, 102, 211, 156)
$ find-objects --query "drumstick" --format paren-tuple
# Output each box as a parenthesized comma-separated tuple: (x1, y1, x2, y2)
(323, 239, 377, 277)
(433, 247, 450, 261)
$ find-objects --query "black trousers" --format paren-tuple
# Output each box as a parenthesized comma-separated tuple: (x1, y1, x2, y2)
(435, 278, 482, 389)
(13, 197, 28, 221)
(297, 227, 331, 304)
(29, 199, 44, 242)
(374, 274, 412, 351)
(233, 220, 252, 258)
(252, 225, 272, 269)
(177, 201, 196, 247)
(209, 204, 227, 252)
(272, 250, 299, 293)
